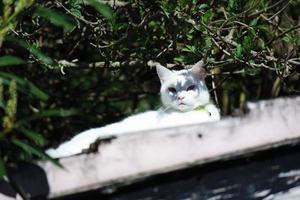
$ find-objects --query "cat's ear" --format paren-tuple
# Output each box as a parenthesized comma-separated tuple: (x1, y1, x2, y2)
(191, 60, 206, 80)
(156, 64, 173, 83)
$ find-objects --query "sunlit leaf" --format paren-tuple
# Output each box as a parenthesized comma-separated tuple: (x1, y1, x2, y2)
(283, 33, 293, 43)
(0, 56, 25, 67)
(227, 0, 238, 11)
(182, 45, 196, 54)
(250, 19, 258, 27)
(34, 6, 76, 32)
(201, 9, 213, 24)
(68, 0, 82, 17)
(234, 44, 243, 58)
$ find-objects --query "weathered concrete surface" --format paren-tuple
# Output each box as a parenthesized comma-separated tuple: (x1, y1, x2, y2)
(1, 96, 300, 199)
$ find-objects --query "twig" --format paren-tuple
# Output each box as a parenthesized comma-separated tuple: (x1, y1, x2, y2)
(55, 1, 98, 25)
(57, 59, 186, 69)
(267, 24, 300, 45)
(201, 21, 282, 71)
(233, 21, 250, 28)
(57, 57, 300, 73)
(248, 0, 286, 17)
(211, 73, 219, 107)
(83, 0, 128, 7)
(156, 41, 173, 58)
(268, 0, 291, 21)
(209, 76, 231, 92)
(210, 37, 231, 57)
(288, 58, 300, 65)
(130, 12, 150, 27)
(90, 35, 127, 49)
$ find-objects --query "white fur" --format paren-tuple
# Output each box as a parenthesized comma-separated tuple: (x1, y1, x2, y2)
(46, 61, 220, 158)
(157, 63, 210, 112)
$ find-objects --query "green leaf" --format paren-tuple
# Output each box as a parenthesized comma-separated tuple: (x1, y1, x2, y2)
(242, 35, 253, 54)
(34, 6, 76, 32)
(12, 139, 43, 158)
(0, 159, 6, 179)
(32, 108, 78, 118)
(283, 33, 293, 44)
(19, 128, 47, 146)
(199, 4, 209, 10)
(174, 55, 187, 63)
(84, 0, 115, 21)
(258, 38, 266, 49)
(250, 19, 258, 27)
(0, 56, 25, 67)
(11, 139, 63, 168)
(257, 24, 270, 34)
(0, 72, 49, 101)
(227, 0, 238, 11)
(7, 37, 54, 66)
(68, 0, 82, 17)
(182, 45, 196, 54)
(17, 108, 78, 125)
(234, 44, 243, 58)
(201, 9, 213, 24)
(295, 35, 300, 46)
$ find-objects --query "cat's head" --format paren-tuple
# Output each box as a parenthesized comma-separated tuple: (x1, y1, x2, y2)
(156, 61, 210, 112)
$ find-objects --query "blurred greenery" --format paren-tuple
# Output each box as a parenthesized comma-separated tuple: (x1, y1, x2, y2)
(0, 0, 300, 197)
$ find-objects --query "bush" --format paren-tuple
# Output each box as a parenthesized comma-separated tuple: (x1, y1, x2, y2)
(0, 0, 300, 197)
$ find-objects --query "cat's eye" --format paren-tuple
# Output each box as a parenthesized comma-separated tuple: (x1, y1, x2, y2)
(168, 87, 177, 93)
(186, 85, 196, 91)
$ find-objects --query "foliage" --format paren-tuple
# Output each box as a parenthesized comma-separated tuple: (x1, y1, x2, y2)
(0, 0, 300, 197)
(0, 0, 114, 197)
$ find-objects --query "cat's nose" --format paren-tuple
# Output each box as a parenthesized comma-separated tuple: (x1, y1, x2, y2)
(177, 96, 184, 100)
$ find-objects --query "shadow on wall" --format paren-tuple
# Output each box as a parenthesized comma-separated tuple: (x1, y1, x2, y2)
(0, 162, 49, 200)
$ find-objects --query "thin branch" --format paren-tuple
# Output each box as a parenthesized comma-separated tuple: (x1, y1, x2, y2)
(83, 0, 128, 7)
(211, 73, 219, 107)
(57, 56, 300, 75)
(210, 37, 232, 57)
(288, 58, 300, 65)
(267, 24, 300, 45)
(248, 0, 286, 17)
(200, 21, 295, 71)
(130, 12, 150, 27)
(55, 1, 98, 25)
(267, 0, 291, 21)
(57, 59, 189, 69)
(156, 41, 174, 58)
(209, 76, 231, 92)
(90, 35, 127, 49)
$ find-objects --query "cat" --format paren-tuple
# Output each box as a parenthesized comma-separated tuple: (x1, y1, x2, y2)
(46, 60, 220, 158)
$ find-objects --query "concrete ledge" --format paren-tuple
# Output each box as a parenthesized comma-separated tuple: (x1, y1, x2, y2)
(1, 96, 300, 199)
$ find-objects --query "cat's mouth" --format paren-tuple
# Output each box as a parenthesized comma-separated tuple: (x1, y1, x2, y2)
(178, 102, 189, 108)
(178, 100, 191, 106)
(177, 102, 193, 111)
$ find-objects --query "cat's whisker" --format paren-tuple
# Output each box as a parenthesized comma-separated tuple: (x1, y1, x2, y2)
(161, 105, 171, 112)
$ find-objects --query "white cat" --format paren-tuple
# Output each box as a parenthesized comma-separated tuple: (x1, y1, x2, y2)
(46, 61, 220, 158)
